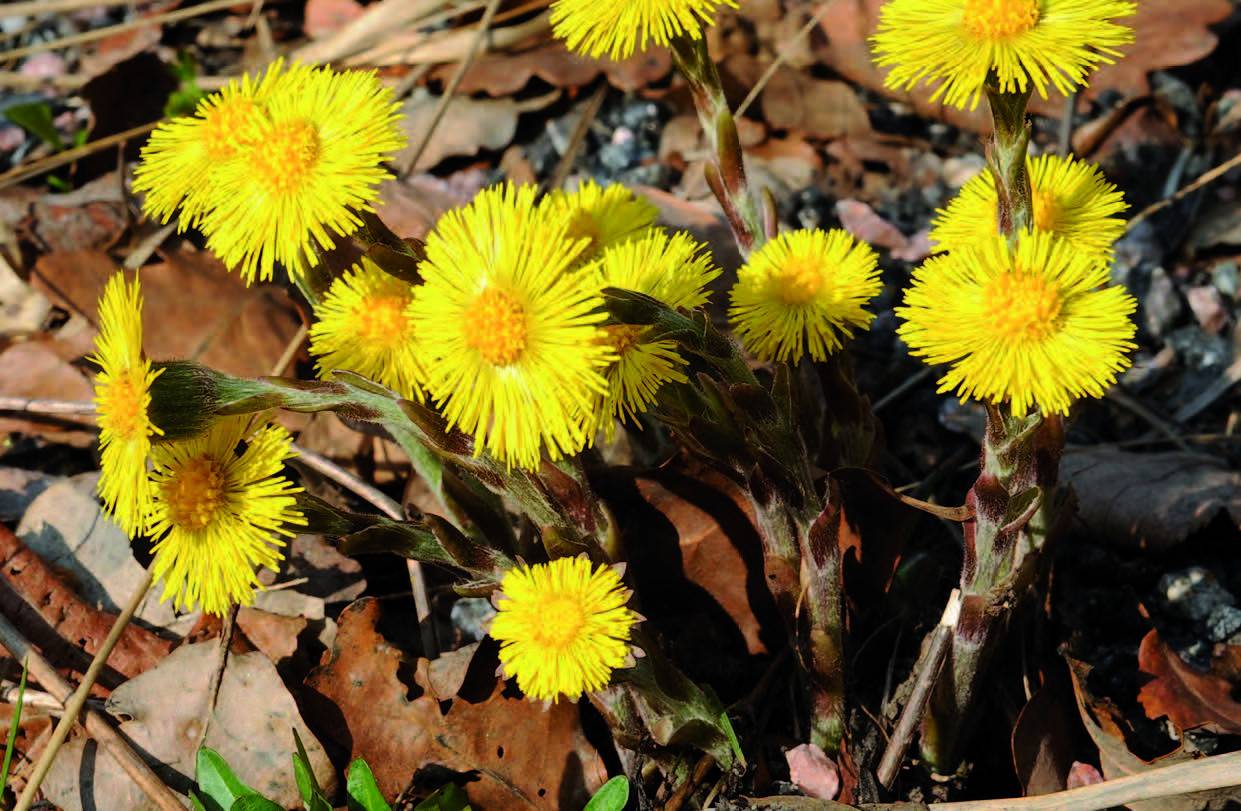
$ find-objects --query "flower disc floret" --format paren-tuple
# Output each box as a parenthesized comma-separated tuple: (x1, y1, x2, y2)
(871, 0, 1137, 110)
(897, 230, 1137, 415)
(309, 257, 425, 399)
(91, 272, 162, 537)
(931, 153, 1127, 257)
(407, 183, 614, 470)
(489, 556, 638, 702)
(550, 0, 737, 59)
(147, 417, 304, 616)
(729, 228, 881, 362)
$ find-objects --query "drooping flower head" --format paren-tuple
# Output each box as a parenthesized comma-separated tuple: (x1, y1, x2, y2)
(202, 66, 405, 283)
(408, 183, 613, 470)
(729, 228, 881, 363)
(586, 230, 719, 439)
(898, 230, 1136, 415)
(489, 556, 638, 702)
(309, 256, 424, 400)
(550, 0, 737, 60)
(871, 0, 1137, 110)
(133, 60, 297, 228)
(91, 271, 162, 537)
(147, 417, 304, 616)
(542, 180, 659, 264)
(932, 153, 1127, 257)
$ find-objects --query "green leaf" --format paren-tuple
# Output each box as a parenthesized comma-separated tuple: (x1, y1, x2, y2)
(0, 659, 28, 794)
(346, 759, 391, 811)
(291, 728, 332, 811)
(190, 795, 210, 811)
(164, 52, 206, 117)
(195, 747, 259, 811)
(4, 102, 62, 150)
(413, 783, 472, 811)
(229, 796, 285, 811)
(583, 776, 629, 811)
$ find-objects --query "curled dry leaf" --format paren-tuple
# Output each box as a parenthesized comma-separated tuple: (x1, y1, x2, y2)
(0, 524, 171, 691)
(785, 743, 840, 801)
(1137, 629, 1241, 736)
(303, 598, 607, 808)
(1062, 449, 1241, 550)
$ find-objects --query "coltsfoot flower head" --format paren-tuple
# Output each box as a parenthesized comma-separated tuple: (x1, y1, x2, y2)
(897, 230, 1137, 415)
(587, 230, 719, 438)
(542, 180, 659, 263)
(202, 65, 405, 283)
(309, 256, 425, 399)
(148, 417, 304, 616)
(932, 153, 1127, 257)
(91, 271, 162, 537)
(408, 183, 613, 470)
(729, 228, 881, 363)
(133, 60, 296, 228)
(489, 556, 638, 702)
(551, 0, 737, 60)
(871, 0, 1137, 110)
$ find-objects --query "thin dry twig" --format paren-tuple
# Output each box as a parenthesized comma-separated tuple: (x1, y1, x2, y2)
(735, 2, 833, 119)
(0, 122, 157, 192)
(543, 82, 607, 193)
(291, 443, 439, 658)
(1, 0, 143, 16)
(13, 572, 162, 811)
(269, 323, 309, 378)
(1126, 149, 1241, 233)
(0, 397, 94, 418)
(345, 13, 548, 68)
(0, 611, 182, 810)
(194, 604, 239, 754)
(397, 0, 506, 179)
(4, 0, 248, 62)
(877, 589, 960, 789)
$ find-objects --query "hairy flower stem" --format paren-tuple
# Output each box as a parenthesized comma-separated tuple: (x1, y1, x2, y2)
(919, 85, 1067, 771)
(669, 34, 768, 254)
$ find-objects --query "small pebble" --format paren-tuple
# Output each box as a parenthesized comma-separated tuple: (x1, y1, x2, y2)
(1211, 261, 1238, 301)
(1141, 267, 1184, 339)
(1205, 605, 1241, 643)
(1158, 566, 1235, 622)
(450, 597, 496, 643)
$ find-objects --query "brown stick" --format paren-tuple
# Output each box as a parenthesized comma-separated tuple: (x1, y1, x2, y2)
(876, 590, 960, 789)
(0, 122, 157, 191)
(0, 604, 182, 810)
(543, 82, 607, 193)
(734, 2, 833, 119)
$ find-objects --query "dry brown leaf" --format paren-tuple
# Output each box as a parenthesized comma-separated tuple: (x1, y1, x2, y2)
(237, 607, 309, 664)
(0, 340, 94, 444)
(304, 0, 365, 39)
(395, 91, 557, 173)
(0, 525, 172, 692)
(835, 199, 910, 254)
(760, 70, 871, 140)
(1011, 683, 1079, 796)
(32, 246, 303, 377)
(439, 42, 671, 96)
(375, 171, 488, 240)
(785, 743, 839, 800)
(304, 598, 607, 807)
(1137, 629, 1241, 736)
(1062, 449, 1241, 550)
(30, 174, 128, 253)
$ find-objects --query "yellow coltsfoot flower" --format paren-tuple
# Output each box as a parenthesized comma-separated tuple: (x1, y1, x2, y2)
(489, 556, 638, 703)
(542, 180, 659, 264)
(202, 66, 405, 283)
(871, 0, 1136, 110)
(147, 417, 304, 616)
(932, 153, 1127, 257)
(408, 183, 614, 470)
(897, 230, 1137, 415)
(91, 271, 162, 537)
(729, 228, 881, 363)
(309, 256, 425, 399)
(587, 230, 719, 438)
(550, 0, 736, 60)
(132, 60, 297, 228)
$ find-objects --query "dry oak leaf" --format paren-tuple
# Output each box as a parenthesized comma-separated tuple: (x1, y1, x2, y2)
(1062, 448, 1241, 550)
(0, 339, 95, 445)
(0, 524, 171, 692)
(439, 42, 671, 96)
(303, 597, 607, 808)
(815, 0, 1231, 131)
(760, 69, 871, 140)
(32, 246, 302, 377)
(1137, 629, 1241, 736)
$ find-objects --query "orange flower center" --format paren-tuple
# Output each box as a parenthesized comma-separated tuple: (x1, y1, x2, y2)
(773, 257, 824, 305)
(354, 296, 411, 349)
(251, 119, 320, 195)
(963, 0, 1041, 39)
(984, 270, 1062, 341)
(101, 369, 147, 440)
(531, 594, 586, 648)
(605, 324, 644, 356)
(162, 456, 227, 531)
(564, 208, 603, 258)
(1031, 188, 1060, 232)
(201, 97, 261, 160)
(465, 287, 528, 366)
